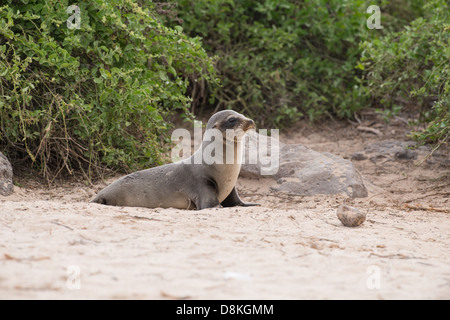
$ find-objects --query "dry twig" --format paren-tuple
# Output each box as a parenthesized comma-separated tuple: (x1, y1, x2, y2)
(357, 125, 383, 136)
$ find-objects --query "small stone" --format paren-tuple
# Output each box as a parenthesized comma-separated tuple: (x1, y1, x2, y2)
(351, 152, 368, 161)
(394, 149, 417, 160)
(337, 204, 366, 227)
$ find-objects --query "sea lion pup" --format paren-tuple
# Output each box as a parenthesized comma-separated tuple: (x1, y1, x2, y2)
(91, 110, 258, 210)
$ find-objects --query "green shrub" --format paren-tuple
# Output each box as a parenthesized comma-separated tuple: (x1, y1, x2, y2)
(171, 0, 362, 126)
(359, 0, 449, 148)
(0, 0, 216, 181)
(170, 0, 426, 127)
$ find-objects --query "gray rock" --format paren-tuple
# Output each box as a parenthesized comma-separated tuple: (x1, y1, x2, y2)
(240, 132, 368, 198)
(363, 140, 418, 163)
(351, 139, 449, 166)
(0, 151, 14, 196)
(240, 131, 281, 178)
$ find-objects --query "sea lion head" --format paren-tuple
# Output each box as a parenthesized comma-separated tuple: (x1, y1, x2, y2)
(206, 110, 255, 135)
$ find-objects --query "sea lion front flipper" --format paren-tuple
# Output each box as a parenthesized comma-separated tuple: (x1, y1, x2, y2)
(195, 185, 221, 210)
(221, 187, 260, 207)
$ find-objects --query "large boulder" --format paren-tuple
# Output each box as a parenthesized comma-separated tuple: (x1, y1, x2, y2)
(0, 151, 14, 196)
(240, 132, 368, 198)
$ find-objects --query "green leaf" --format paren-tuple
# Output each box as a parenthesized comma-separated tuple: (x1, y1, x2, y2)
(174, 25, 183, 34)
(159, 71, 168, 81)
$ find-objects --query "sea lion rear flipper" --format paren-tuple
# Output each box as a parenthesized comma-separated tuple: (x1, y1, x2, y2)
(221, 187, 260, 207)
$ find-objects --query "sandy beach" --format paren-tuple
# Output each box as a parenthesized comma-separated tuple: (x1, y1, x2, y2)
(1, 120, 449, 299)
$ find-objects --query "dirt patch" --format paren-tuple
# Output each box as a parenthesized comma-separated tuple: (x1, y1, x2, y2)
(1, 113, 449, 299)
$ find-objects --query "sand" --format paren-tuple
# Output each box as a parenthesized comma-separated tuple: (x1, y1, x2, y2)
(1, 117, 449, 299)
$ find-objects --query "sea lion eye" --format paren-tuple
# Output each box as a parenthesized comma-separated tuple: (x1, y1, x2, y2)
(227, 118, 237, 125)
